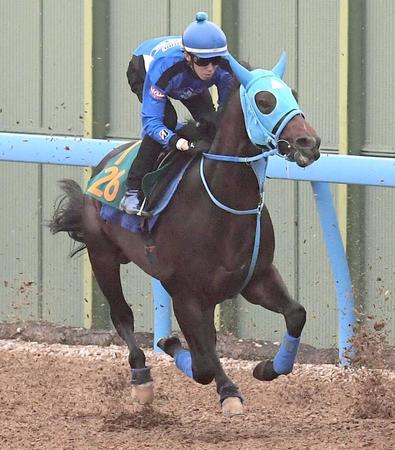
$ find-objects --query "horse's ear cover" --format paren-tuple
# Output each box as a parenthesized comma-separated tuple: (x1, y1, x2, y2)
(226, 52, 303, 148)
(271, 52, 287, 79)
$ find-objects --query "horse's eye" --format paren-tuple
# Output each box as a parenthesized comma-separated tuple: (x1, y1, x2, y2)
(255, 91, 276, 114)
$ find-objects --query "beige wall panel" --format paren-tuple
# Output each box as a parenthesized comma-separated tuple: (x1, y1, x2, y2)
(168, 0, 213, 32)
(0, 0, 41, 133)
(363, 187, 395, 343)
(108, 0, 169, 139)
(238, 0, 298, 83)
(268, 181, 298, 297)
(364, 0, 395, 155)
(120, 265, 153, 333)
(297, 183, 338, 347)
(41, 0, 83, 135)
(0, 162, 40, 321)
(41, 165, 85, 326)
(298, 0, 339, 150)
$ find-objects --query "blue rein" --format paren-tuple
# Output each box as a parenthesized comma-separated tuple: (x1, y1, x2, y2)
(200, 147, 278, 291)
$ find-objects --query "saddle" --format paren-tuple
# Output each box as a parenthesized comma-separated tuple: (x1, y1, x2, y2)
(86, 119, 215, 233)
(86, 142, 204, 215)
(86, 115, 216, 210)
(142, 148, 201, 214)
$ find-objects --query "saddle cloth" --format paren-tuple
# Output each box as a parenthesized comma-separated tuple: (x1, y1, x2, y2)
(85, 141, 194, 233)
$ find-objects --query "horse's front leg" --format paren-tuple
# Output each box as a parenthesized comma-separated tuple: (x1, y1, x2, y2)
(158, 298, 243, 415)
(86, 241, 153, 404)
(242, 263, 306, 381)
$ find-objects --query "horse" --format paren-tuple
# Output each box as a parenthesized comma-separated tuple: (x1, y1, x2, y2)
(49, 53, 320, 415)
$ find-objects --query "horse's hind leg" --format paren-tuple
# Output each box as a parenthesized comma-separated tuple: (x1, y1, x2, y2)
(86, 238, 153, 403)
(160, 298, 244, 415)
(242, 263, 306, 381)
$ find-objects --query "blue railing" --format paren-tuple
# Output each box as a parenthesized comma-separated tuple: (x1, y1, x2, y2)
(1, 132, 395, 365)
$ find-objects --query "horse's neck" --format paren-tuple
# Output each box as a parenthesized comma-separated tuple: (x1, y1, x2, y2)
(203, 91, 260, 210)
(210, 92, 254, 156)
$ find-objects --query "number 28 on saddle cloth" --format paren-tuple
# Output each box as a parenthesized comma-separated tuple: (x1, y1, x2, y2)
(86, 141, 140, 208)
(85, 141, 195, 233)
(86, 141, 178, 207)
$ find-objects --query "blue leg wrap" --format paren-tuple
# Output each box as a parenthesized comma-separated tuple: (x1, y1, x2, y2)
(273, 332, 301, 375)
(174, 349, 193, 378)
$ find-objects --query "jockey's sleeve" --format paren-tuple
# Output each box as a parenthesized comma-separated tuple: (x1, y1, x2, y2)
(141, 78, 175, 146)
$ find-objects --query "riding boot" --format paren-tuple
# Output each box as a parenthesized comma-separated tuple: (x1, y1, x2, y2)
(120, 135, 162, 215)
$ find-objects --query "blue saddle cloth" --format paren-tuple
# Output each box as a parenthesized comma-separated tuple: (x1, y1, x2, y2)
(100, 158, 194, 233)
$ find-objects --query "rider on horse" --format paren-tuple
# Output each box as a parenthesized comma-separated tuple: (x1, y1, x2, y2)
(120, 11, 236, 215)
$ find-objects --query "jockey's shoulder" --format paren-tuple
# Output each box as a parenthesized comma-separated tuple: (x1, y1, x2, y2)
(134, 36, 182, 58)
(146, 50, 186, 81)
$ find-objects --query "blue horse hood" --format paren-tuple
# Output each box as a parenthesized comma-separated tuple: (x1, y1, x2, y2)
(240, 69, 301, 147)
(227, 54, 303, 149)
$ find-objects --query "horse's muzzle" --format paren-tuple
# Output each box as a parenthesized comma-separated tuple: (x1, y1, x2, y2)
(293, 135, 321, 167)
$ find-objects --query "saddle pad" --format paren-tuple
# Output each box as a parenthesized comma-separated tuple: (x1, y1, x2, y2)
(99, 157, 194, 233)
(86, 141, 179, 207)
(86, 141, 140, 208)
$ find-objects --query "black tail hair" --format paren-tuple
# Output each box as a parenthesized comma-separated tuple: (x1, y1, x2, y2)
(48, 179, 86, 256)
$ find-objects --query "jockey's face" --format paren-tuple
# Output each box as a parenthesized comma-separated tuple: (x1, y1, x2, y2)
(185, 53, 219, 81)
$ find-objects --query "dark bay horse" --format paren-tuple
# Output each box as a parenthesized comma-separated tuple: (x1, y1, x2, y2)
(50, 54, 320, 415)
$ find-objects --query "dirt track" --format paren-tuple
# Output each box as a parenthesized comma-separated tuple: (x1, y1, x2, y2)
(0, 339, 394, 450)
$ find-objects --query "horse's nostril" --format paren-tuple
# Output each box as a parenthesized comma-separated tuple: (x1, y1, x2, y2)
(296, 136, 316, 149)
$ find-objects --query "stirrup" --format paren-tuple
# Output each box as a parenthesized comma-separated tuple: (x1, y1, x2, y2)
(137, 198, 151, 218)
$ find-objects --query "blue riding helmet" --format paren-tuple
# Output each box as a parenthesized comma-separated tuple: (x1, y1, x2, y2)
(227, 53, 304, 149)
(182, 12, 228, 58)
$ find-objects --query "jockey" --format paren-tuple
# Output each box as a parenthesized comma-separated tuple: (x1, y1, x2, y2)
(120, 11, 235, 215)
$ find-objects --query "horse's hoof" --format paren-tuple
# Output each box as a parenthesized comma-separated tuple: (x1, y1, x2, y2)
(132, 381, 154, 404)
(156, 336, 182, 357)
(222, 397, 244, 416)
(253, 360, 279, 381)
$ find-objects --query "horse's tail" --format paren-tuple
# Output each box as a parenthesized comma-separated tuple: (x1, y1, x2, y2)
(49, 179, 86, 256)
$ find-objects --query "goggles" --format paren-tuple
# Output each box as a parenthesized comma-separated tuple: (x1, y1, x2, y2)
(192, 55, 222, 67)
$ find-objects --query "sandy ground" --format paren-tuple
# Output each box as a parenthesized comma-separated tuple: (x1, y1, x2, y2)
(0, 339, 394, 450)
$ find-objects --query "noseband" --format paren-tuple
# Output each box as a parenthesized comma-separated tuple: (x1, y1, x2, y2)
(271, 109, 304, 161)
